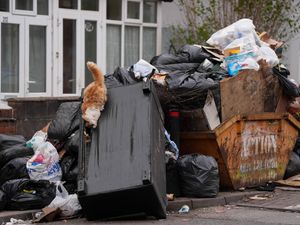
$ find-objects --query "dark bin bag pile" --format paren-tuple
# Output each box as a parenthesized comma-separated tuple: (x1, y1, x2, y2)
(151, 45, 227, 111)
(48, 102, 81, 140)
(47, 102, 81, 194)
(0, 157, 30, 185)
(0, 145, 33, 169)
(0, 134, 34, 209)
(177, 154, 219, 198)
(1, 179, 56, 210)
(151, 45, 212, 66)
(166, 71, 219, 110)
(0, 134, 26, 151)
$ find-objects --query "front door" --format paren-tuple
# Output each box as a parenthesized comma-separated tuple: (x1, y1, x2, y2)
(55, 0, 103, 96)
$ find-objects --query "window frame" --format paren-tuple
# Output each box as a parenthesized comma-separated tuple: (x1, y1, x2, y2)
(12, 0, 37, 16)
(125, 0, 142, 23)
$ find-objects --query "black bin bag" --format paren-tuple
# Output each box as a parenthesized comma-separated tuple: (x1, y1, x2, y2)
(0, 145, 33, 169)
(177, 154, 219, 198)
(0, 157, 30, 185)
(1, 179, 56, 210)
(48, 102, 81, 140)
(0, 190, 6, 210)
(0, 134, 26, 151)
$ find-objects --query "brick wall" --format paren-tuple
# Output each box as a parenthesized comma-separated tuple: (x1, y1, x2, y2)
(0, 108, 16, 135)
(7, 97, 80, 139)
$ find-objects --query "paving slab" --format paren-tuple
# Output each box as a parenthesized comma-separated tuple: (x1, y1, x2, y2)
(236, 188, 300, 213)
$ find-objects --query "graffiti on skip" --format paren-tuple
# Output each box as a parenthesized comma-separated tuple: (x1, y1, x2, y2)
(241, 134, 277, 158)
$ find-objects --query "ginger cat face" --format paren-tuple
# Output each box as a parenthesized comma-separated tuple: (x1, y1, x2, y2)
(81, 62, 107, 128)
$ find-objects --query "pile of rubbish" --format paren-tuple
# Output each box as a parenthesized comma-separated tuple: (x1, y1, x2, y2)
(0, 102, 82, 220)
(2, 18, 300, 221)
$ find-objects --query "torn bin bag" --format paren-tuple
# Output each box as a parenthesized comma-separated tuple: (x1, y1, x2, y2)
(1, 178, 56, 210)
(48, 102, 81, 140)
(177, 154, 219, 198)
(0, 157, 30, 185)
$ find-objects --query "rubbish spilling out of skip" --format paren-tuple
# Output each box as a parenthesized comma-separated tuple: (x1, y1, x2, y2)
(1, 17, 300, 223)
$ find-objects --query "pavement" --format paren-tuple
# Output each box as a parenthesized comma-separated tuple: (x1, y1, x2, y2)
(0, 190, 263, 224)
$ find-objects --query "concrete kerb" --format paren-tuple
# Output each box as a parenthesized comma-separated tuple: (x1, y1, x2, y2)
(0, 191, 263, 223)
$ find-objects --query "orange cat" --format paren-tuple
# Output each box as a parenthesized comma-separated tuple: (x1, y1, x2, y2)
(81, 61, 107, 128)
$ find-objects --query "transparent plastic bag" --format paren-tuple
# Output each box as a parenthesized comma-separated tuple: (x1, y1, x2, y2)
(257, 46, 279, 67)
(207, 18, 260, 51)
(26, 142, 62, 182)
(48, 183, 82, 217)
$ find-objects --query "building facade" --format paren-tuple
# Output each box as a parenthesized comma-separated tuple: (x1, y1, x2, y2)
(0, 0, 174, 99)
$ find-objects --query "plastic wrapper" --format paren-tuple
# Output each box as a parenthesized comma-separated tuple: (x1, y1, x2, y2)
(1, 179, 56, 210)
(177, 154, 219, 198)
(207, 18, 260, 51)
(224, 51, 259, 76)
(132, 59, 158, 79)
(0, 157, 30, 185)
(0, 145, 33, 169)
(26, 141, 62, 182)
(0, 134, 26, 151)
(48, 102, 81, 140)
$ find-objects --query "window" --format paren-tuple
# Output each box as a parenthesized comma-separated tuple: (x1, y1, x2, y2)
(127, 1, 140, 20)
(143, 0, 157, 23)
(29, 25, 46, 92)
(59, 0, 78, 9)
(106, 25, 121, 74)
(125, 26, 140, 67)
(143, 27, 156, 62)
(16, 0, 33, 11)
(81, 0, 99, 11)
(13, 0, 37, 15)
(85, 20, 97, 85)
(0, 0, 9, 12)
(63, 19, 77, 94)
(37, 0, 48, 15)
(1, 24, 19, 93)
(107, 0, 122, 20)
(106, 0, 159, 73)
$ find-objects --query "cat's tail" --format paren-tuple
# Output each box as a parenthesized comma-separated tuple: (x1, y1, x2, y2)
(86, 61, 105, 86)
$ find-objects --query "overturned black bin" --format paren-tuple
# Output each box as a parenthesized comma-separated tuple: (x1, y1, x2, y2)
(78, 81, 167, 220)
